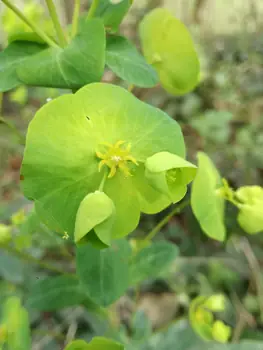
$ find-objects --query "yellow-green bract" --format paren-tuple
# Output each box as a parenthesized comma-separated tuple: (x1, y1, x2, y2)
(189, 294, 231, 343)
(191, 152, 226, 241)
(236, 186, 263, 234)
(21, 83, 196, 247)
(139, 8, 200, 95)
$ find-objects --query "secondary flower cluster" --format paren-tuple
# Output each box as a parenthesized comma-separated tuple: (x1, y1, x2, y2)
(21, 83, 196, 247)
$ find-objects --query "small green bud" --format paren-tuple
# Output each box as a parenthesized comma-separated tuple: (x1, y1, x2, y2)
(212, 320, 231, 343)
(204, 294, 225, 312)
(0, 224, 11, 245)
(11, 209, 26, 226)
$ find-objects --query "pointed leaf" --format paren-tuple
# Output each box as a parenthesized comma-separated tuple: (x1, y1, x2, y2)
(76, 240, 131, 306)
(106, 35, 158, 87)
(0, 41, 46, 92)
(17, 19, 105, 89)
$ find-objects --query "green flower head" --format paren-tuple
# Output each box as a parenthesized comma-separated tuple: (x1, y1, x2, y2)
(236, 186, 263, 234)
(21, 83, 196, 247)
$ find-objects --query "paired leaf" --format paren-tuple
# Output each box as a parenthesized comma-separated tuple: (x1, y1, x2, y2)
(93, 0, 132, 32)
(130, 241, 179, 285)
(76, 239, 131, 306)
(0, 41, 46, 92)
(191, 152, 226, 241)
(139, 8, 200, 95)
(26, 275, 89, 311)
(17, 19, 105, 89)
(106, 35, 158, 87)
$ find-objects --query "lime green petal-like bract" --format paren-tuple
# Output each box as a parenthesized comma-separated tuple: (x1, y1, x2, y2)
(139, 8, 200, 95)
(191, 152, 226, 241)
(21, 83, 188, 243)
(236, 186, 263, 234)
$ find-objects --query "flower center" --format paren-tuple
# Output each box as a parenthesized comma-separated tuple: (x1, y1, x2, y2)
(96, 140, 138, 178)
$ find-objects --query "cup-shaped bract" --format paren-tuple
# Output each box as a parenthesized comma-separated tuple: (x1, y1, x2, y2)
(74, 191, 115, 247)
(2, 2, 53, 44)
(236, 186, 263, 234)
(189, 294, 231, 343)
(0, 224, 11, 245)
(139, 8, 200, 95)
(21, 83, 195, 245)
(191, 152, 226, 241)
(145, 152, 196, 203)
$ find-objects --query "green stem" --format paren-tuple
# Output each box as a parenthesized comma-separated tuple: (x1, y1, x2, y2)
(98, 170, 108, 191)
(142, 199, 190, 245)
(1, 0, 58, 48)
(45, 0, 67, 47)
(0, 117, 25, 145)
(87, 0, 100, 19)
(71, 0, 81, 38)
(2, 245, 65, 274)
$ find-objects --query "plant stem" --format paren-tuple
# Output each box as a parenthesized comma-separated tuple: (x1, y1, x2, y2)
(45, 0, 67, 47)
(1, 0, 58, 48)
(142, 199, 190, 245)
(87, 0, 100, 19)
(71, 0, 81, 38)
(98, 170, 108, 191)
(2, 245, 65, 274)
(0, 117, 25, 145)
(241, 238, 263, 323)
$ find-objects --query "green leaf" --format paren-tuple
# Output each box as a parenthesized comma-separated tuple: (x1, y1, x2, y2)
(130, 241, 179, 285)
(26, 275, 88, 311)
(106, 35, 158, 87)
(0, 41, 46, 92)
(21, 83, 185, 239)
(191, 152, 226, 241)
(93, 0, 132, 32)
(139, 8, 200, 95)
(76, 240, 131, 306)
(17, 19, 105, 89)
(74, 191, 115, 246)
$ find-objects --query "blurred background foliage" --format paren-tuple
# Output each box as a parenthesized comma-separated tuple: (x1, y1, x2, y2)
(1, 0, 263, 349)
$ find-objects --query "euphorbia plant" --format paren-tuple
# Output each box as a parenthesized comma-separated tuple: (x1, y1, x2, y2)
(1, 1, 263, 349)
